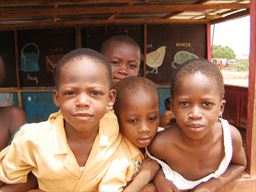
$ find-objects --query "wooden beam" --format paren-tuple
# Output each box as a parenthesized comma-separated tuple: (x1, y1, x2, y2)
(107, 2, 135, 20)
(0, 3, 250, 19)
(211, 9, 250, 24)
(0, 18, 209, 31)
(161, 0, 211, 19)
(0, 0, 137, 7)
(0, 87, 54, 92)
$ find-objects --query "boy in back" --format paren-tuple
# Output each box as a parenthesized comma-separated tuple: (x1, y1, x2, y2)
(101, 35, 141, 86)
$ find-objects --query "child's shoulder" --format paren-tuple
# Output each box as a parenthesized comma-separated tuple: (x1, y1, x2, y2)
(111, 136, 144, 180)
(227, 121, 244, 146)
(150, 125, 180, 149)
(120, 136, 144, 160)
(13, 112, 61, 143)
(219, 119, 242, 142)
(16, 120, 51, 139)
(156, 124, 179, 138)
(0, 106, 24, 115)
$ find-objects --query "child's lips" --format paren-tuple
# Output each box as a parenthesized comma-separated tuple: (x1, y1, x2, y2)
(73, 112, 93, 117)
(187, 124, 204, 132)
(137, 136, 151, 145)
(113, 77, 122, 81)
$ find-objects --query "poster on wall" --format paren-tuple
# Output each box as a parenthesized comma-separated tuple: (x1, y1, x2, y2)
(0, 31, 17, 87)
(18, 28, 75, 87)
(146, 24, 207, 85)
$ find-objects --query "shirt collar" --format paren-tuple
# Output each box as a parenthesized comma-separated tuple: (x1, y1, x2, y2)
(49, 111, 69, 155)
(48, 110, 120, 153)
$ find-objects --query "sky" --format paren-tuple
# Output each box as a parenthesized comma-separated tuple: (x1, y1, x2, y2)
(211, 16, 250, 58)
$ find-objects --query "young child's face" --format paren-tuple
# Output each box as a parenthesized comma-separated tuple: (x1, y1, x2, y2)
(117, 91, 159, 148)
(172, 72, 225, 140)
(53, 57, 115, 133)
(103, 41, 141, 85)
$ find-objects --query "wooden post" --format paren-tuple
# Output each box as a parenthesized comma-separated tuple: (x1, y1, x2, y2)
(143, 24, 147, 77)
(75, 26, 81, 48)
(246, 0, 256, 175)
(14, 30, 23, 108)
(206, 23, 212, 61)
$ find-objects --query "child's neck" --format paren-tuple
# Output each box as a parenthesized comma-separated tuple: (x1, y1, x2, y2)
(64, 121, 99, 143)
(139, 147, 146, 154)
(180, 127, 216, 147)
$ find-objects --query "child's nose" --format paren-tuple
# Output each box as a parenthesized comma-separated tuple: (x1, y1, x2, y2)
(118, 63, 129, 74)
(189, 106, 202, 119)
(138, 121, 150, 133)
(76, 93, 90, 105)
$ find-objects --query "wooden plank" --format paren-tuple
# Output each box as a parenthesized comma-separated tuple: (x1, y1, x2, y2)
(0, 18, 209, 31)
(211, 9, 250, 24)
(217, 175, 256, 192)
(0, 88, 54, 92)
(0, 0, 136, 7)
(0, 3, 250, 19)
(161, 0, 211, 19)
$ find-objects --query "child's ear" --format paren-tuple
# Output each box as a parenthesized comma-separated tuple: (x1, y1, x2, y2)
(107, 89, 116, 107)
(219, 99, 226, 118)
(53, 90, 60, 107)
(170, 101, 175, 118)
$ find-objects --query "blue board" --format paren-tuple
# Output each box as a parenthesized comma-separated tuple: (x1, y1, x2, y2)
(22, 92, 58, 123)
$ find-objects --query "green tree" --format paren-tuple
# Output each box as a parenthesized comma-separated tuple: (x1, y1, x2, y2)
(212, 45, 236, 59)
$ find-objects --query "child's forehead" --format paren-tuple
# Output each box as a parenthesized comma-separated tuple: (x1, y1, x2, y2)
(65, 56, 104, 67)
(109, 41, 138, 50)
(122, 90, 158, 105)
(177, 71, 213, 84)
(60, 58, 108, 79)
(175, 73, 220, 94)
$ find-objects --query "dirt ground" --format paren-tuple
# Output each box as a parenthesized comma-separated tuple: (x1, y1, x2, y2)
(221, 69, 248, 87)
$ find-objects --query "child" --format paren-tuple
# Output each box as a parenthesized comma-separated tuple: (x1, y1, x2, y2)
(0, 56, 36, 192)
(0, 48, 143, 192)
(148, 58, 247, 191)
(114, 76, 160, 191)
(101, 35, 141, 86)
(159, 96, 175, 128)
(0, 56, 27, 151)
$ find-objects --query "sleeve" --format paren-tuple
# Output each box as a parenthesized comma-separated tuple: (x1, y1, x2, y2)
(98, 147, 143, 192)
(0, 126, 35, 184)
(98, 155, 131, 192)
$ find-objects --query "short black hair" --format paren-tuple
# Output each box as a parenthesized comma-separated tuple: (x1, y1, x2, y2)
(164, 97, 171, 110)
(171, 58, 225, 99)
(55, 48, 112, 88)
(114, 76, 158, 113)
(101, 35, 141, 58)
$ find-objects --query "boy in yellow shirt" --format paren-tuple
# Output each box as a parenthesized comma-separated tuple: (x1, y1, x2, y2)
(0, 48, 143, 192)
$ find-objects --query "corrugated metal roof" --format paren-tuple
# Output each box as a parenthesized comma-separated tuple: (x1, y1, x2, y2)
(0, 0, 250, 30)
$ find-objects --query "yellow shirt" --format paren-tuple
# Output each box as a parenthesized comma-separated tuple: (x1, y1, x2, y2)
(0, 110, 143, 192)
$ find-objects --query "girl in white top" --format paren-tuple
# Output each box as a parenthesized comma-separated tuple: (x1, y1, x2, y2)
(148, 58, 247, 192)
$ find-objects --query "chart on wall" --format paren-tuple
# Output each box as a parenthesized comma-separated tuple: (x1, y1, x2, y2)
(0, 31, 17, 87)
(146, 24, 207, 85)
(18, 28, 75, 87)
